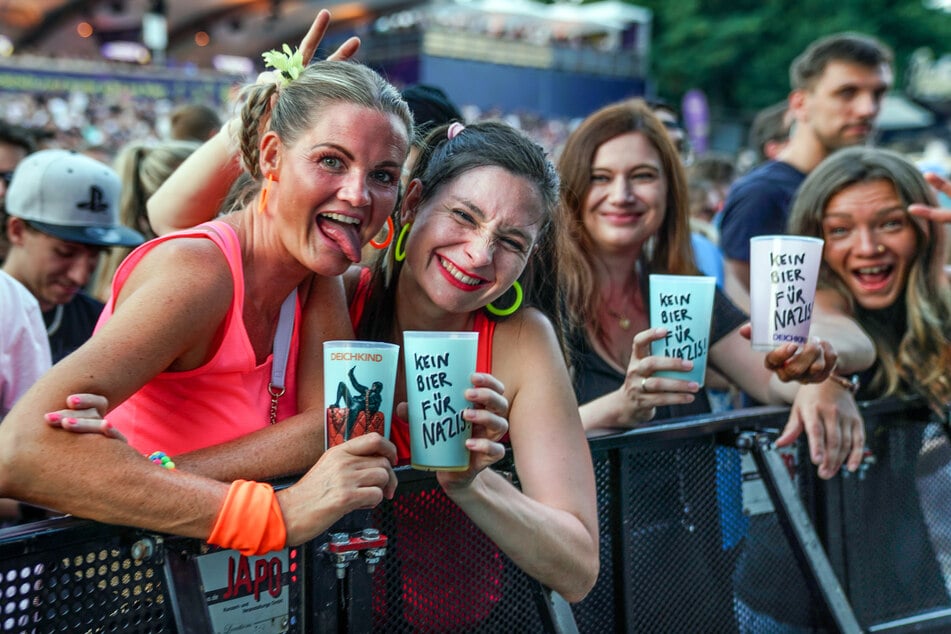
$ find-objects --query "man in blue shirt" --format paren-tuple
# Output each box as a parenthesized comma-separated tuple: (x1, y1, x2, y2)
(720, 32, 892, 312)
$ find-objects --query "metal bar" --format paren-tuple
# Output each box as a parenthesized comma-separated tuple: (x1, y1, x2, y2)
(867, 607, 951, 632)
(531, 584, 580, 634)
(163, 541, 212, 634)
(748, 432, 862, 634)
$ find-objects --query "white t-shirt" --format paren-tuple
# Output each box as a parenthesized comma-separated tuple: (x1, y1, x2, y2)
(0, 270, 51, 419)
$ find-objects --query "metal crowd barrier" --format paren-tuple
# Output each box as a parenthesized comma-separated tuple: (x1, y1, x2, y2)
(1, 396, 948, 633)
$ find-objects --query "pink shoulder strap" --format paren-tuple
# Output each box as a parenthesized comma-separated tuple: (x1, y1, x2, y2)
(108, 220, 244, 316)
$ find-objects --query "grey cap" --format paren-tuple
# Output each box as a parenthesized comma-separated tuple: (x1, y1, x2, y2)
(6, 149, 144, 247)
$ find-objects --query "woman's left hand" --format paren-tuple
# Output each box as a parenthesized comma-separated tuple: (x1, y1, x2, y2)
(437, 372, 510, 491)
(43, 393, 127, 442)
(740, 324, 838, 384)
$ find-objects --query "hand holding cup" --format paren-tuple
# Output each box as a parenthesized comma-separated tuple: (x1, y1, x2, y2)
(435, 372, 509, 492)
(403, 331, 479, 471)
(617, 327, 700, 427)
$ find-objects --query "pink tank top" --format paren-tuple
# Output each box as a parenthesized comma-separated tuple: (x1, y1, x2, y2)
(98, 221, 300, 455)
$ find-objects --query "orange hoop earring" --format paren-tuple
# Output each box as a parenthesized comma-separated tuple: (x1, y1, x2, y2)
(369, 216, 395, 250)
(258, 174, 275, 215)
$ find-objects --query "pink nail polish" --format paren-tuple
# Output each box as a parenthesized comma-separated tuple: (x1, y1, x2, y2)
(64, 417, 77, 425)
(69, 396, 81, 407)
(44, 412, 61, 422)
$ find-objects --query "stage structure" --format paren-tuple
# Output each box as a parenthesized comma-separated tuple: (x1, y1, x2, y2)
(357, 0, 652, 119)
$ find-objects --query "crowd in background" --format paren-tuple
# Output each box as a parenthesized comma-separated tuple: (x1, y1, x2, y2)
(1, 22, 950, 632)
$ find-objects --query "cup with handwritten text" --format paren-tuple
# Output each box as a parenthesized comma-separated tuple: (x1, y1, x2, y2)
(402, 331, 478, 471)
(749, 235, 824, 351)
(648, 275, 716, 386)
(323, 341, 399, 450)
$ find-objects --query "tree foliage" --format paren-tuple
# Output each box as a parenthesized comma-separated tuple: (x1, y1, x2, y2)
(630, 0, 951, 118)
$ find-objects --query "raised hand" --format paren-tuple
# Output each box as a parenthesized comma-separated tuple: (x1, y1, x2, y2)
(302, 9, 361, 63)
(258, 9, 360, 87)
(909, 172, 951, 224)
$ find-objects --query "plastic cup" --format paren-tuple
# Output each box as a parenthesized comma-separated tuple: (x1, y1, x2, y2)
(648, 275, 716, 386)
(323, 341, 399, 450)
(749, 235, 824, 351)
(402, 331, 478, 471)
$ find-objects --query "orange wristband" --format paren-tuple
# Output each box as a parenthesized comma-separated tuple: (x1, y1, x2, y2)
(207, 480, 287, 556)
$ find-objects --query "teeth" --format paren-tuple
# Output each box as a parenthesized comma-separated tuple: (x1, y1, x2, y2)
(856, 265, 888, 275)
(441, 258, 481, 286)
(321, 212, 359, 225)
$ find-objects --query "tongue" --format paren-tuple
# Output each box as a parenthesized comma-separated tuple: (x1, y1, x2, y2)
(856, 271, 889, 287)
(319, 218, 362, 263)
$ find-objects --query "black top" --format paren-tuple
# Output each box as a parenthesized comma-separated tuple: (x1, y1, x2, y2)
(719, 160, 807, 262)
(43, 292, 104, 364)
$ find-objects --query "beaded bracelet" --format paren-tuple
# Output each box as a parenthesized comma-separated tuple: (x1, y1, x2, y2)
(148, 451, 176, 470)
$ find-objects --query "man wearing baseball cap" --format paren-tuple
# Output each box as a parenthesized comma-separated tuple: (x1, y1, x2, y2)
(2, 149, 144, 363)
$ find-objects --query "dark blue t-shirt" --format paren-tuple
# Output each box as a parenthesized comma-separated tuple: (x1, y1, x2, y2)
(43, 292, 104, 364)
(719, 161, 806, 262)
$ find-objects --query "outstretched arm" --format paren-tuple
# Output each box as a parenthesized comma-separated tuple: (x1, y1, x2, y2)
(440, 310, 599, 603)
(0, 239, 242, 533)
(48, 275, 357, 482)
(769, 287, 874, 478)
(1, 239, 394, 547)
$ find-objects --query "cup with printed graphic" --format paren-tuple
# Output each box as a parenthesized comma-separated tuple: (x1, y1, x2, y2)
(749, 235, 824, 351)
(402, 331, 478, 471)
(648, 274, 716, 386)
(324, 341, 399, 450)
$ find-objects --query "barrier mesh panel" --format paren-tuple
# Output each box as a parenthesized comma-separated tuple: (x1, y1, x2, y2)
(571, 453, 617, 633)
(371, 475, 547, 633)
(574, 438, 830, 634)
(2, 401, 948, 633)
(0, 524, 171, 633)
(731, 439, 834, 633)
(837, 419, 951, 627)
(622, 441, 738, 633)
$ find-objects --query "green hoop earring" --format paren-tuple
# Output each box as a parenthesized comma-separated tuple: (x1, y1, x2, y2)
(394, 222, 411, 262)
(486, 280, 523, 317)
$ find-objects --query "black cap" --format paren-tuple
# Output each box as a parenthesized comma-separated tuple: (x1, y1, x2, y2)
(401, 84, 463, 131)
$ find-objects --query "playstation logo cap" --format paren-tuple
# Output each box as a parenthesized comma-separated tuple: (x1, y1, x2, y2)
(5, 149, 145, 248)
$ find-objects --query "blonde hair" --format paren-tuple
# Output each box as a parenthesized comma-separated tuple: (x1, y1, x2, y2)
(91, 139, 200, 301)
(231, 60, 412, 209)
(788, 146, 951, 409)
